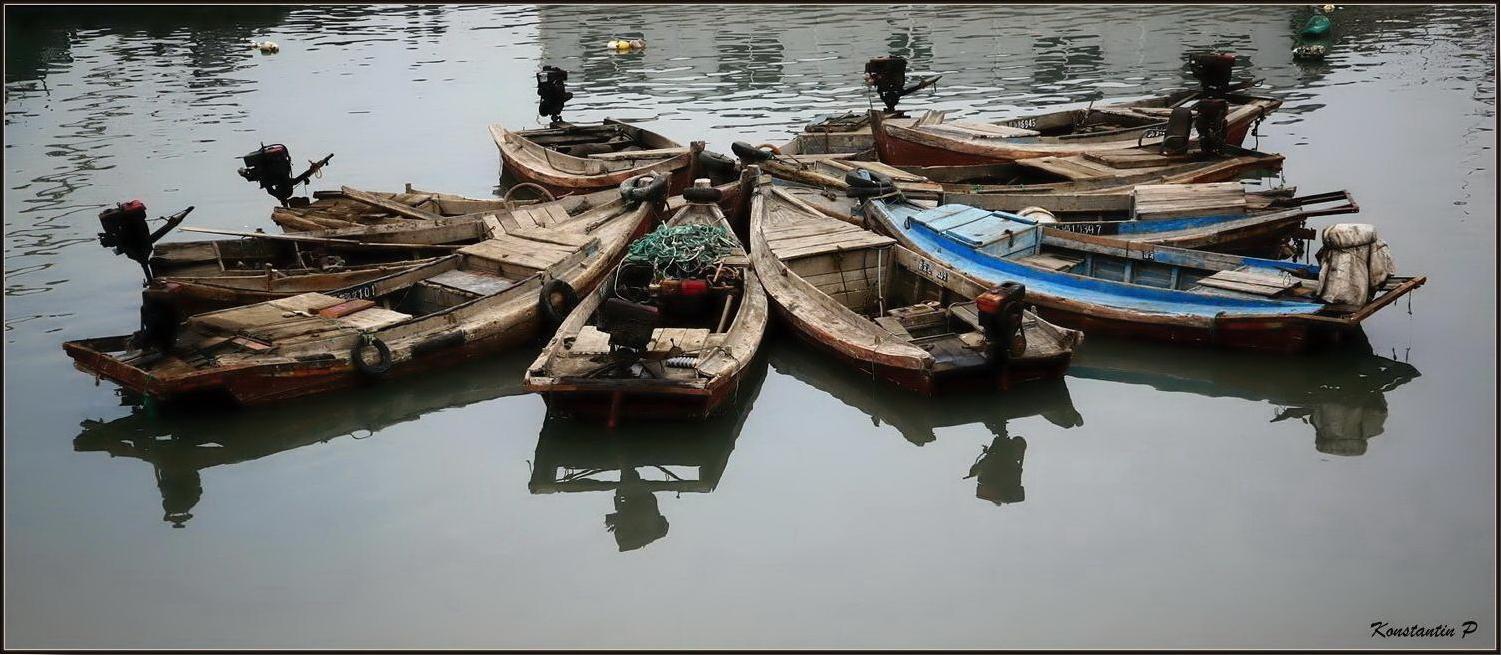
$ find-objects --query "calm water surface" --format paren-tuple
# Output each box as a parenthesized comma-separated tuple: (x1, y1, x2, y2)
(4, 4, 1495, 649)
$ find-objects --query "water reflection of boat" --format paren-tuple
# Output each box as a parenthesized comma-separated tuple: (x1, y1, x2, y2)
(770, 338, 1078, 506)
(768, 338, 1081, 446)
(528, 356, 768, 551)
(72, 352, 533, 527)
(1069, 335, 1421, 455)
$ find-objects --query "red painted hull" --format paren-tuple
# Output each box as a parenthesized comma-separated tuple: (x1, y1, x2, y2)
(874, 113, 1264, 167)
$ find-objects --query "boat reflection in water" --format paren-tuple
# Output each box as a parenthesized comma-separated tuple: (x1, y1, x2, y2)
(72, 352, 535, 527)
(528, 357, 769, 551)
(768, 338, 1082, 506)
(1069, 335, 1421, 456)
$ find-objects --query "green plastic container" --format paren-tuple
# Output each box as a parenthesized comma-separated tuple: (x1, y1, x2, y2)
(1301, 14, 1332, 37)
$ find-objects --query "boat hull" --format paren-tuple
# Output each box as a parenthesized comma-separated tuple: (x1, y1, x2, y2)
(533, 376, 744, 423)
(768, 300, 1072, 395)
(873, 100, 1276, 167)
(65, 309, 545, 407)
(862, 203, 1384, 354)
(500, 150, 697, 197)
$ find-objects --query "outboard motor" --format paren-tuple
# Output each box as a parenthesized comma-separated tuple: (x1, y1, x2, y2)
(863, 56, 940, 115)
(137, 290, 180, 354)
(975, 282, 1027, 365)
(237, 143, 334, 206)
(537, 65, 573, 126)
(1160, 105, 1195, 155)
(97, 200, 194, 281)
(1188, 51, 1238, 97)
(598, 297, 659, 367)
(1194, 98, 1230, 155)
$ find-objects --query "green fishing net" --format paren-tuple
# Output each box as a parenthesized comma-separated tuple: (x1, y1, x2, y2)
(624, 224, 738, 278)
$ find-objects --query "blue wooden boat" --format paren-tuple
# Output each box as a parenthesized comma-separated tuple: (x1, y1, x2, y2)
(1039, 189, 1355, 255)
(862, 199, 1426, 353)
(779, 184, 1354, 256)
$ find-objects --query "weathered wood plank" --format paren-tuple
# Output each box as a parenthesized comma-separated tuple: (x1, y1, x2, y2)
(340, 186, 446, 222)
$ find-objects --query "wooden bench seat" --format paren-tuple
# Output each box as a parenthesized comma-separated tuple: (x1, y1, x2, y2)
(586, 147, 690, 161)
(764, 218, 895, 261)
(1018, 252, 1084, 271)
(428, 269, 517, 296)
(1192, 266, 1298, 297)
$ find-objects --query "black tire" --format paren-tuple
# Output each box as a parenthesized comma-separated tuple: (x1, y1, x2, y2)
(696, 149, 738, 177)
(351, 333, 393, 377)
(618, 174, 667, 205)
(539, 279, 580, 326)
(683, 185, 723, 204)
(731, 141, 774, 163)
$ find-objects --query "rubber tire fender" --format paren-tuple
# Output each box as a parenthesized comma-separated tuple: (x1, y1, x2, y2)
(731, 141, 775, 163)
(683, 185, 723, 204)
(539, 278, 580, 326)
(618, 174, 668, 205)
(352, 333, 394, 377)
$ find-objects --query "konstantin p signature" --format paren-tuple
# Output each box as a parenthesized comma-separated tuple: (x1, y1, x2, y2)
(1370, 620, 1480, 639)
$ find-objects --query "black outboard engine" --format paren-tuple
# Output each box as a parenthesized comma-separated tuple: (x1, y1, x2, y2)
(975, 282, 1027, 365)
(865, 56, 909, 113)
(1188, 51, 1238, 97)
(1194, 98, 1230, 155)
(863, 56, 940, 115)
(97, 200, 194, 281)
(98, 200, 152, 273)
(137, 290, 180, 354)
(237, 143, 334, 206)
(537, 65, 573, 126)
(598, 297, 659, 370)
(1160, 105, 1195, 156)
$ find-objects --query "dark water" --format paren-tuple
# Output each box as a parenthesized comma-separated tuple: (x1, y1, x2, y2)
(4, 4, 1495, 649)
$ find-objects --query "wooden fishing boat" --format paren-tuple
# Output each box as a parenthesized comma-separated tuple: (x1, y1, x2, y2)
(150, 257, 447, 316)
(147, 185, 644, 312)
(862, 199, 1426, 353)
(749, 175, 1080, 394)
(490, 119, 709, 196)
(776, 183, 1355, 257)
(742, 137, 1285, 210)
(773, 111, 920, 158)
(64, 176, 664, 406)
(911, 146, 1286, 211)
(525, 180, 769, 426)
(271, 184, 538, 231)
(869, 89, 1282, 166)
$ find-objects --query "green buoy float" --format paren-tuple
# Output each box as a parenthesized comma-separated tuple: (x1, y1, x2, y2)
(1301, 14, 1332, 37)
